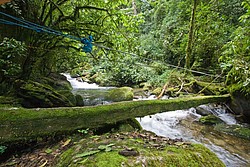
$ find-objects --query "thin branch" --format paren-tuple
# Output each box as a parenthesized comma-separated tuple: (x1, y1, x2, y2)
(49, 0, 64, 16)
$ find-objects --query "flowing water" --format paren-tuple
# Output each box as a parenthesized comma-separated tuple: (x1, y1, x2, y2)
(136, 107, 250, 167)
(64, 74, 114, 106)
(65, 74, 250, 167)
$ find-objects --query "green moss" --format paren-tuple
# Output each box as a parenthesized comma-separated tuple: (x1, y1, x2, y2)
(214, 124, 250, 140)
(151, 87, 162, 96)
(199, 115, 223, 125)
(0, 95, 230, 145)
(56, 147, 75, 167)
(16, 80, 74, 107)
(56, 132, 225, 167)
(94, 152, 128, 167)
(0, 96, 21, 107)
(195, 81, 227, 95)
(107, 87, 134, 102)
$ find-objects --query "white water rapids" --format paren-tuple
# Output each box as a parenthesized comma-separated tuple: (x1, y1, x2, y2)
(136, 107, 249, 167)
(65, 74, 250, 167)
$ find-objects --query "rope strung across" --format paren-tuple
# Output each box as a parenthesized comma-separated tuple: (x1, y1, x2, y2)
(0, 12, 222, 78)
(0, 11, 93, 53)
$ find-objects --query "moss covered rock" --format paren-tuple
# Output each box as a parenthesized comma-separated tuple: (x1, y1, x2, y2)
(0, 96, 21, 107)
(107, 87, 134, 102)
(40, 73, 73, 91)
(75, 94, 84, 106)
(151, 87, 162, 96)
(193, 81, 227, 95)
(199, 115, 223, 125)
(15, 80, 75, 108)
(214, 124, 250, 140)
(56, 131, 225, 167)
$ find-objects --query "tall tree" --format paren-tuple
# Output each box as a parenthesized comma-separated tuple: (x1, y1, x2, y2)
(185, 0, 198, 70)
(0, 0, 142, 80)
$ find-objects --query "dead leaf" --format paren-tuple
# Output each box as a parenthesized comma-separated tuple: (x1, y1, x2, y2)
(174, 142, 185, 146)
(39, 160, 48, 167)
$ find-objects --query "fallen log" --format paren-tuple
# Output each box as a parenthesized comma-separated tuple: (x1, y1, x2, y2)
(0, 94, 230, 145)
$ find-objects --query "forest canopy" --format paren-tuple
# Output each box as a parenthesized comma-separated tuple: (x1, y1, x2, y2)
(0, 0, 249, 95)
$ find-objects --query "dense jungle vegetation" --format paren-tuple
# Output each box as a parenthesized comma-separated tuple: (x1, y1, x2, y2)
(0, 0, 249, 96)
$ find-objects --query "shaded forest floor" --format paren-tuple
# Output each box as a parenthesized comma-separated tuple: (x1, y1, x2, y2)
(0, 129, 225, 167)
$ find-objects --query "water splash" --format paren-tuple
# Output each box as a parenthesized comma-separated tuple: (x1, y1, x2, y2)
(63, 73, 111, 89)
(198, 104, 237, 125)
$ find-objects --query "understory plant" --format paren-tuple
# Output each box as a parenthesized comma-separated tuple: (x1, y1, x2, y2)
(219, 1, 250, 96)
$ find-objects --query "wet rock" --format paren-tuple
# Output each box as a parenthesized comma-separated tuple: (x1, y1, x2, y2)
(199, 115, 223, 125)
(107, 87, 133, 102)
(15, 80, 75, 108)
(214, 124, 250, 140)
(229, 93, 250, 122)
(196, 106, 212, 116)
(118, 148, 139, 156)
(75, 94, 84, 106)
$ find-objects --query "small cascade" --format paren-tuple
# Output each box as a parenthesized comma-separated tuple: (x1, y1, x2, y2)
(63, 73, 109, 89)
(136, 106, 250, 167)
(197, 104, 237, 125)
(63, 73, 114, 106)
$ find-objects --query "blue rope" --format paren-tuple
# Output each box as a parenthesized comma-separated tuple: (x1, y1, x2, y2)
(0, 11, 93, 52)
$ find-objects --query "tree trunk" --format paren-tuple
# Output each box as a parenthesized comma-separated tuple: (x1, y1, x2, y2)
(185, 0, 198, 71)
(132, 0, 137, 15)
(0, 94, 230, 145)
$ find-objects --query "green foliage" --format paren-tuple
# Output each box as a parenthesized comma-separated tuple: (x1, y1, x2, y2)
(0, 37, 27, 81)
(87, 56, 157, 86)
(192, 1, 234, 72)
(0, 145, 7, 154)
(138, 0, 245, 76)
(1, 0, 143, 80)
(78, 128, 89, 135)
(219, 1, 250, 95)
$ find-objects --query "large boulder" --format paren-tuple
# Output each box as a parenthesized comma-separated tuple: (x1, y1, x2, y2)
(107, 87, 133, 102)
(15, 80, 75, 108)
(229, 92, 250, 122)
(40, 73, 73, 91)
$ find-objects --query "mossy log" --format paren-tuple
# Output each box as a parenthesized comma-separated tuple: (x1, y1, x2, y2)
(0, 94, 230, 145)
